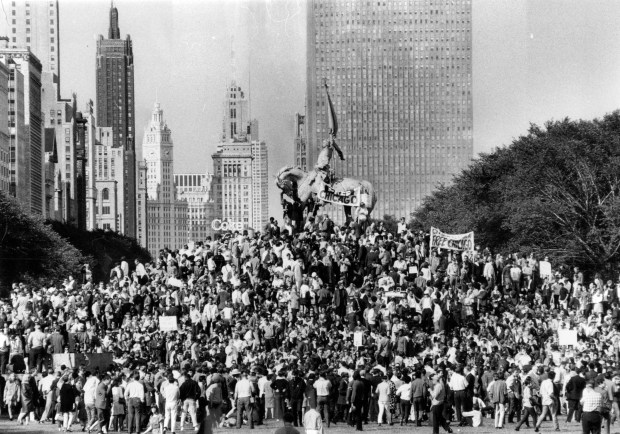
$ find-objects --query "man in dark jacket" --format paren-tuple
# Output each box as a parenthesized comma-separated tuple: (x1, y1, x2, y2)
(347, 370, 366, 431)
(565, 368, 587, 423)
(289, 370, 306, 427)
(180, 372, 201, 430)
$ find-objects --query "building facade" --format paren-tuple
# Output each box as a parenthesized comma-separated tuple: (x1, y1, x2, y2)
(0, 48, 43, 215)
(136, 161, 148, 248)
(8, 0, 60, 80)
(175, 173, 215, 242)
(83, 101, 97, 231)
(306, 0, 473, 218)
(8, 0, 87, 223)
(43, 127, 57, 218)
(221, 80, 251, 142)
(293, 113, 307, 171)
(93, 126, 122, 232)
(96, 3, 136, 237)
(0, 61, 10, 194)
(251, 141, 268, 231)
(143, 102, 187, 254)
(212, 140, 268, 232)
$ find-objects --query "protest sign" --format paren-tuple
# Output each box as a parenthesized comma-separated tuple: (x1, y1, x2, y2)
(539, 261, 552, 279)
(52, 353, 113, 371)
(429, 227, 474, 251)
(159, 316, 178, 332)
(558, 329, 578, 346)
(168, 277, 184, 288)
(318, 187, 361, 207)
(354, 332, 363, 347)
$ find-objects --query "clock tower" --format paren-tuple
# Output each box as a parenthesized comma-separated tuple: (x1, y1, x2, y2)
(142, 100, 189, 252)
(142, 101, 174, 201)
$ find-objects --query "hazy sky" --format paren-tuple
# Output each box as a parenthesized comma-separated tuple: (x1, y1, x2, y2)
(3, 0, 620, 218)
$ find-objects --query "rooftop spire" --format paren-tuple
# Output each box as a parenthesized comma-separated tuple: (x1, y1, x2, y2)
(109, 1, 120, 39)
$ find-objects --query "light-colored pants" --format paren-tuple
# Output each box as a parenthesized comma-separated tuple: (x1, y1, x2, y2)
(181, 398, 198, 429)
(164, 401, 179, 432)
(41, 391, 55, 421)
(378, 401, 392, 424)
(494, 403, 505, 428)
(86, 403, 97, 429)
(536, 403, 559, 430)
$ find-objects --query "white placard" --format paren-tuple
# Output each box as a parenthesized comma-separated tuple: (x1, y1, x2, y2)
(354, 332, 363, 347)
(159, 316, 178, 332)
(168, 277, 184, 288)
(558, 329, 578, 346)
(539, 261, 552, 279)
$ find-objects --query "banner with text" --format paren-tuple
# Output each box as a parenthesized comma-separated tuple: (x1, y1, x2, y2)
(430, 227, 474, 252)
(318, 187, 361, 207)
(52, 353, 113, 372)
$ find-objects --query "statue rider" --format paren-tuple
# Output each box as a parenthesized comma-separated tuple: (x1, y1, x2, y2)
(312, 134, 345, 196)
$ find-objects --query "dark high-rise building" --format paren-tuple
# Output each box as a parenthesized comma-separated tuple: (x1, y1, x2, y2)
(96, 2, 136, 237)
(294, 113, 307, 171)
(306, 0, 473, 218)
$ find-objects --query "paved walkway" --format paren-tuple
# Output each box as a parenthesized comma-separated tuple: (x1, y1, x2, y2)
(0, 414, 594, 434)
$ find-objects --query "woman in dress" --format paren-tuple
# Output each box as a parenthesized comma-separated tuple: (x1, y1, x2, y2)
(3, 373, 20, 420)
(263, 374, 275, 421)
(58, 375, 77, 432)
(109, 377, 126, 432)
(9, 333, 25, 373)
(16, 372, 36, 425)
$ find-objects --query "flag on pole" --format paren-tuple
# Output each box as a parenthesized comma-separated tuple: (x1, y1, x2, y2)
(325, 82, 338, 138)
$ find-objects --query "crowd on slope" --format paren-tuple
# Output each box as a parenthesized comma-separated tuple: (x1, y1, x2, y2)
(0, 214, 618, 434)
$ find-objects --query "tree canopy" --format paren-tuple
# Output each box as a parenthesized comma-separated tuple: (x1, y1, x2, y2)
(413, 111, 620, 273)
(0, 191, 85, 293)
(0, 191, 152, 293)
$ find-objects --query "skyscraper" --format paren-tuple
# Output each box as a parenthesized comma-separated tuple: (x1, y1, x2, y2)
(293, 113, 307, 171)
(143, 101, 187, 254)
(82, 101, 97, 232)
(9, 0, 60, 81)
(306, 0, 473, 218)
(212, 82, 268, 232)
(136, 162, 148, 248)
(175, 173, 215, 242)
(0, 47, 43, 215)
(96, 2, 136, 237)
(9, 0, 86, 223)
(0, 61, 9, 195)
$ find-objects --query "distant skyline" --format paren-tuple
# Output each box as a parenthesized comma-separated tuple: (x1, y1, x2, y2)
(2, 0, 620, 219)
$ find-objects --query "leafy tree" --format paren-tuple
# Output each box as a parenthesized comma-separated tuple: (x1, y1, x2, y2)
(0, 191, 85, 294)
(48, 221, 151, 283)
(414, 111, 620, 273)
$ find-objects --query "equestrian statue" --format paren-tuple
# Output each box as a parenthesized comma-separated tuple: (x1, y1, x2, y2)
(276, 82, 377, 225)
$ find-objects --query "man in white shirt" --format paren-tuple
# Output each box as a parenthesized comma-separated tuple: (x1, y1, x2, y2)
(303, 403, 324, 434)
(375, 374, 393, 426)
(0, 325, 10, 374)
(39, 369, 58, 422)
(83, 372, 100, 432)
(234, 371, 255, 429)
(124, 372, 145, 434)
(162, 374, 181, 433)
(535, 371, 559, 432)
(27, 323, 47, 372)
(449, 366, 469, 426)
(314, 372, 332, 427)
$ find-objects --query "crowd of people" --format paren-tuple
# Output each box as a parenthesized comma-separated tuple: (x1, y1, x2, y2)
(0, 214, 619, 434)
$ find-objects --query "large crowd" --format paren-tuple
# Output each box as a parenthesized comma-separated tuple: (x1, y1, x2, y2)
(0, 214, 619, 434)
